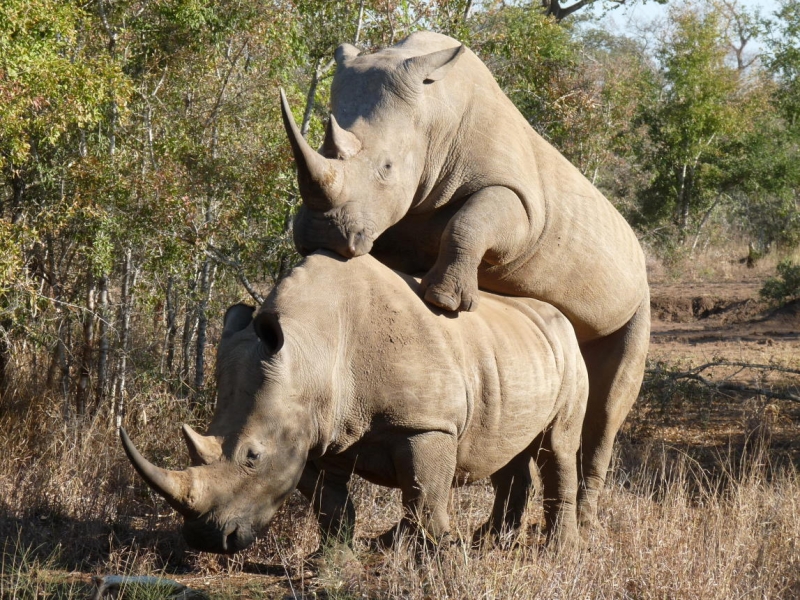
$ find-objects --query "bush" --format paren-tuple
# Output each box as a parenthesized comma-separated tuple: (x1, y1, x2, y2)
(760, 259, 800, 304)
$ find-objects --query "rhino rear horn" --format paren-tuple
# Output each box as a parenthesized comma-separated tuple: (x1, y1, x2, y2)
(182, 424, 223, 466)
(279, 89, 343, 208)
(119, 427, 198, 517)
(402, 44, 465, 84)
(321, 114, 361, 160)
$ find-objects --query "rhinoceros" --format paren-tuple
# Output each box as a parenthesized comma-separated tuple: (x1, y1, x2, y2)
(120, 251, 587, 554)
(281, 31, 650, 527)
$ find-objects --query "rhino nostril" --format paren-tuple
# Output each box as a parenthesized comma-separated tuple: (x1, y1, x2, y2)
(346, 231, 366, 257)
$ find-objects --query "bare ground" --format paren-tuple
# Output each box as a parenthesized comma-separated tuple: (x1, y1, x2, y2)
(643, 278, 800, 466)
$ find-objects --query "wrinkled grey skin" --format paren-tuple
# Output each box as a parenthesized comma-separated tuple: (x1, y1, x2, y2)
(121, 251, 587, 554)
(282, 31, 650, 527)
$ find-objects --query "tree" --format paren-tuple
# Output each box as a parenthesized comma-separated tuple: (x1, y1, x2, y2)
(636, 5, 740, 241)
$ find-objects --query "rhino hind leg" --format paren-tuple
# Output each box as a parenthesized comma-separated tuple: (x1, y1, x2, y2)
(577, 293, 651, 529)
(471, 452, 535, 548)
(296, 463, 356, 550)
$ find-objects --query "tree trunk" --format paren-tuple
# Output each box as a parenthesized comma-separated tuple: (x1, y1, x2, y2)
(95, 274, 110, 410)
(0, 317, 11, 399)
(179, 274, 197, 395)
(193, 258, 217, 404)
(75, 271, 96, 416)
(162, 275, 178, 376)
(114, 249, 136, 427)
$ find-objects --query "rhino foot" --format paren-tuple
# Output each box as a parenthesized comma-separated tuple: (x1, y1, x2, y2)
(420, 270, 479, 312)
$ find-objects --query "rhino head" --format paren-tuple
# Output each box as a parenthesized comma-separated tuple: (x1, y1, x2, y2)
(120, 304, 314, 554)
(283, 39, 465, 258)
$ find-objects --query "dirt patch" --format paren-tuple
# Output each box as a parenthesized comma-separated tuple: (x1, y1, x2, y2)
(640, 280, 800, 473)
(650, 282, 799, 363)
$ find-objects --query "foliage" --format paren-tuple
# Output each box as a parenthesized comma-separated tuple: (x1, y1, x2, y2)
(636, 5, 740, 235)
(760, 259, 800, 304)
(0, 0, 798, 421)
(766, 0, 800, 128)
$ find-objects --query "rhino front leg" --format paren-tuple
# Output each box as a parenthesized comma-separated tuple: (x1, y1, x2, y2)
(420, 186, 530, 312)
(380, 431, 458, 548)
(472, 452, 535, 547)
(297, 462, 355, 549)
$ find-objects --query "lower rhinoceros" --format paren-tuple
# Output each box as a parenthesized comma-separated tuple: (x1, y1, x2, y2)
(120, 251, 587, 554)
(281, 31, 650, 528)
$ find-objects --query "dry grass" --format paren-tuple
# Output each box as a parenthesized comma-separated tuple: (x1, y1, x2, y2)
(2, 273, 799, 599)
(2, 376, 798, 599)
(644, 240, 800, 285)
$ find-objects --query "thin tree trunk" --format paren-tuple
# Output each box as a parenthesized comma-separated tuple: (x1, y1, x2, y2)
(114, 249, 136, 427)
(95, 274, 110, 410)
(75, 271, 96, 416)
(179, 275, 197, 394)
(193, 258, 217, 403)
(0, 317, 11, 399)
(163, 275, 178, 376)
(56, 318, 72, 420)
(690, 197, 722, 254)
(45, 234, 72, 416)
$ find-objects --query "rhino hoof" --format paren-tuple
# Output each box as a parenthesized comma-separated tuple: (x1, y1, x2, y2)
(425, 288, 460, 312)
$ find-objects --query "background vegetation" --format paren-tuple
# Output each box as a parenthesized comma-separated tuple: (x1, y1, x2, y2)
(1, 0, 798, 597)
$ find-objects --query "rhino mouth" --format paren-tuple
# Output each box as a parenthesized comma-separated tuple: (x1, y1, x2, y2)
(182, 517, 256, 554)
(294, 207, 375, 259)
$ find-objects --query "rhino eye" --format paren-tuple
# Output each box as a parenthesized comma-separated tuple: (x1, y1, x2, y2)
(245, 448, 261, 466)
(378, 162, 393, 180)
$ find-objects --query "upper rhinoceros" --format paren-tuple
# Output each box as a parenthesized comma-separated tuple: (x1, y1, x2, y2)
(121, 251, 587, 554)
(281, 31, 650, 528)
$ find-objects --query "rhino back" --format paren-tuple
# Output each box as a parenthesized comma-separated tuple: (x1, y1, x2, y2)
(266, 252, 582, 483)
(338, 32, 647, 340)
(434, 42, 646, 338)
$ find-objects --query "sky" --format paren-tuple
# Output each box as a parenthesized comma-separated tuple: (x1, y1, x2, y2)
(588, 0, 783, 54)
(590, 0, 782, 31)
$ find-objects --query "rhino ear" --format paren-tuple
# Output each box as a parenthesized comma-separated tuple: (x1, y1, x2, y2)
(223, 304, 255, 337)
(335, 43, 360, 65)
(253, 311, 284, 354)
(403, 44, 465, 84)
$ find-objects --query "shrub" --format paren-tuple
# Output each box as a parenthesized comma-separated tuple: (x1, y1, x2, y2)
(759, 259, 800, 304)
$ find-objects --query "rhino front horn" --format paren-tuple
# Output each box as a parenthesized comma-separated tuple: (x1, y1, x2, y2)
(119, 427, 198, 517)
(279, 88, 343, 208)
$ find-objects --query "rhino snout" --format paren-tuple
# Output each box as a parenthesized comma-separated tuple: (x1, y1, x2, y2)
(346, 229, 373, 257)
(294, 209, 374, 259)
(182, 517, 256, 554)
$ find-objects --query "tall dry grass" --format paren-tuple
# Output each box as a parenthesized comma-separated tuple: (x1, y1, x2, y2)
(1, 350, 798, 598)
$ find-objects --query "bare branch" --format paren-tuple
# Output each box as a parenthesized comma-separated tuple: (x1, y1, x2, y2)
(647, 361, 800, 403)
(542, 0, 597, 21)
(206, 246, 265, 305)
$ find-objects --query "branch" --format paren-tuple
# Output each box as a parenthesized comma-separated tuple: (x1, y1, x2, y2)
(541, 0, 597, 21)
(205, 246, 265, 305)
(647, 361, 800, 403)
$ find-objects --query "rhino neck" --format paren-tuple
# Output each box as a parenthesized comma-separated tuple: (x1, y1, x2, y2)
(411, 76, 486, 212)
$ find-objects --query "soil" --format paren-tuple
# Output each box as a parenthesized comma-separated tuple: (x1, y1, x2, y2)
(650, 279, 800, 366)
(632, 277, 800, 476)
